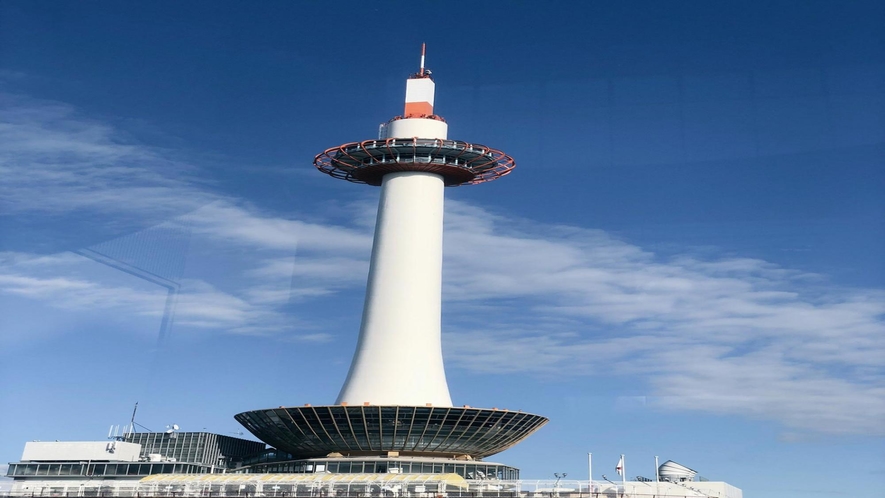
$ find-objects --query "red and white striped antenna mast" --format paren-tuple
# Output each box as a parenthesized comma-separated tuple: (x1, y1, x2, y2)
(419, 42, 426, 77)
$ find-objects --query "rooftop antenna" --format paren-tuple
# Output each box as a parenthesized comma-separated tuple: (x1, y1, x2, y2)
(165, 424, 180, 439)
(128, 402, 153, 433)
(419, 43, 426, 77)
(129, 402, 138, 435)
(107, 424, 126, 441)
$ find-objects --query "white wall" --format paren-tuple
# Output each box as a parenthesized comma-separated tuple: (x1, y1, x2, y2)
(22, 442, 141, 462)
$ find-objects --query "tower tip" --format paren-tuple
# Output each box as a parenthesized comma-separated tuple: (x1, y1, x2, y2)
(419, 43, 426, 77)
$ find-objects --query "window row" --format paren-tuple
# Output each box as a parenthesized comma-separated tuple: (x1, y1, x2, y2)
(7, 462, 215, 477)
(246, 460, 520, 480)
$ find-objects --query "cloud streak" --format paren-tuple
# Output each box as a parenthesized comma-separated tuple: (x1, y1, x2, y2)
(0, 92, 210, 220)
(440, 202, 885, 436)
(2, 90, 882, 438)
(0, 252, 325, 340)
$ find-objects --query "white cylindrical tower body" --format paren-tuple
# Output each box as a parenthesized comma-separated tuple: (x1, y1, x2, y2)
(336, 65, 460, 406)
(336, 116, 453, 407)
(336, 171, 450, 406)
(387, 118, 448, 139)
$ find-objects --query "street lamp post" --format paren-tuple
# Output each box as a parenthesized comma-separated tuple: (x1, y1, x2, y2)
(553, 473, 567, 498)
(601, 475, 622, 498)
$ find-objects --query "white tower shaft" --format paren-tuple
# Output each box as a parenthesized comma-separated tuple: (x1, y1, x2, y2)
(336, 170, 451, 406)
(336, 71, 453, 406)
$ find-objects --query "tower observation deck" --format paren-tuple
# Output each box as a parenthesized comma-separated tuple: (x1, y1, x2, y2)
(236, 46, 546, 471)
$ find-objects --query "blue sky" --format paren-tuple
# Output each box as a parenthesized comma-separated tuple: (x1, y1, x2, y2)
(0, 1, 883, 497)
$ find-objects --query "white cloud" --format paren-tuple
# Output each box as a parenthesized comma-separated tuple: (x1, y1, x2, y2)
(184, 201, 372, 253)
(648, 346, 885, 435)
(0, 92, 210, 220)
(2, 90, 882, 437)
(439, 201, 885, 436)
(0, 271, 164, 312)
(0, 251, 324, 341)
(0, 92, 362, 342)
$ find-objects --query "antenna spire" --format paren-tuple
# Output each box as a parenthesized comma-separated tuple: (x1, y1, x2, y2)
(130, 401, 139, 432)
(419, 43, 426, 77)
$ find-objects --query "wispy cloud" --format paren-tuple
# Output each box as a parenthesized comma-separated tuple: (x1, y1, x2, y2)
(0, 91, 356, 341)
(440, 202, 885, 436)
(2, 90, 882, 437)
(185, 201, 372, 253)
(0, 251, 333, 342)
(0, 92, 211, 220)
(649, 346, 885, 435)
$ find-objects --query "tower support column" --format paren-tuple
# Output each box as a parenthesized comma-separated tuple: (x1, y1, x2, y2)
(336, 171, 452, 407)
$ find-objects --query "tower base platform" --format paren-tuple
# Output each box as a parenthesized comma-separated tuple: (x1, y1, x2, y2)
(235, 405, 548, 461)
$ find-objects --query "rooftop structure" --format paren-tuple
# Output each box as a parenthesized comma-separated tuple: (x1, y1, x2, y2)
(5, 433, 265, 482)
(6, 442, 740, 497)
(123, 432, 266, 468)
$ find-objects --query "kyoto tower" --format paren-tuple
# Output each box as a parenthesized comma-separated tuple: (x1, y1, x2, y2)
(236, 46, 547, 479)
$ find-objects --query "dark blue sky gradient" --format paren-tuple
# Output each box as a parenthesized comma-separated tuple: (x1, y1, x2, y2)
(2, 1, 882, 285)
(1, 3, 883, 497)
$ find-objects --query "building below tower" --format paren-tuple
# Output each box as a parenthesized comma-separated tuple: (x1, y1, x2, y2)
(3, 433, 742, 497)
